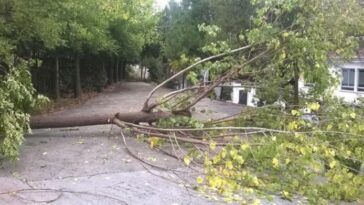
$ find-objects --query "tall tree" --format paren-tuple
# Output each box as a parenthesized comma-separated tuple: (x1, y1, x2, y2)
(0, 0, 157, 159)
(247, 0, 364, 105)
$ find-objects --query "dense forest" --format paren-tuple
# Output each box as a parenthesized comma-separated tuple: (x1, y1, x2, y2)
(1, 0, 364, 204)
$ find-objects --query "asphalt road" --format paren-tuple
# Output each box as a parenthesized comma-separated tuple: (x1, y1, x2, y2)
(0, 82, 297, 205)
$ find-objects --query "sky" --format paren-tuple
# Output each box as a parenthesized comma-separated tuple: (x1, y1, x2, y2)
(154, 0, 181, 11)
(154, 0, 169, 10)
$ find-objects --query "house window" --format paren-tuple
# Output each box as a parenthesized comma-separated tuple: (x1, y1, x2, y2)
(358, 69, 364, 92)
(341, 68, 355, 91)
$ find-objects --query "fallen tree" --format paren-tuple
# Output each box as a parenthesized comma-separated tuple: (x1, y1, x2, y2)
(30, 112, 173, 129)
(26, 42, 364, 204)
(30, 44, 260, 129)
(9, 1, 364, 203)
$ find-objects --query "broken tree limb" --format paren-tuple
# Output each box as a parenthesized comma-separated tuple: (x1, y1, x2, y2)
(30, 114, 113, 129)
(30, 111, 174, 129)
(173, 49, 271, 113)
(142, 45, 252, 112)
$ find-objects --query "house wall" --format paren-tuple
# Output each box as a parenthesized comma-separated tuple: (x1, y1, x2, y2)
(215, 81, 258, 107)
(231, 83, 258, 107)
(331, 61, 364, 104)
(300, 60, 364, 104)
(212, 60, 364, 107)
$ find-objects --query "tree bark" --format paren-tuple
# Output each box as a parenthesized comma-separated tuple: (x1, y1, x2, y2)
(181, 73, 185, 89)
(115, 58, 119, 82)
(55, 56, 60, 100)
(30, 111, 173, 129)
(140, 66, 144, 81)
(293, 65, 300, 107)
(75, 55, 82, 98)
(121, 60, 126, 80)
(109, 58, 114, 85)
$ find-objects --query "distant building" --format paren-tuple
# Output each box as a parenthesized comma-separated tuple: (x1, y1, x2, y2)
(216, 49, 364, 107)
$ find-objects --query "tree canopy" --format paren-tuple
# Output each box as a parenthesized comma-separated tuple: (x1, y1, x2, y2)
(0, 0, 157, 159)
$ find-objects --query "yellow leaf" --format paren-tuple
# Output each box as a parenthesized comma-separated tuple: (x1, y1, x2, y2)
(300, 147, 306, 155)
(252, 176, 259, 186)
(149, 137, 160, 148)
(288, 121, 298, 130)
(245, 187, 254, 193)
(184, 156, 192, 166)
(230, 149, 238, 158)
(308, 102, 320, 111)
(236, 156, 245, 165)
(272, 157, 280, 168)
(282, 190, 291, 199)
(350, 112, 356, 119)
(252, 199, 261, 205)
(240, 143, 249, 151)
(291, 110, 300, 116)
(209, 141, 217, 150)
(196, 176, 204, 184)
(226, 160, 233, 170)
(221, 149, 227, 159)
(329, 160, 337, 168)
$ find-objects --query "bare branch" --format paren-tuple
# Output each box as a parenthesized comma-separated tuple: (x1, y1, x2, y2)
(174, 49, 271, 112)
(142, 45, 252, 112)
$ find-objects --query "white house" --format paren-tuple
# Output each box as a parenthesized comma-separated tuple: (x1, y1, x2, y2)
(329, 59, 364, 104)
(214, 81, 259, 107)
(216, 56, 364, 107)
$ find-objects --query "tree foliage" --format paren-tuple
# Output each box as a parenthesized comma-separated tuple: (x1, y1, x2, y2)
(147, 0, 364, 203)
(0, 0, 157, 159)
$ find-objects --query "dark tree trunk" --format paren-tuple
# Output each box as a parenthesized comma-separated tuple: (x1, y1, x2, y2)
(30, 111, 173, 129)
(31, 51, 38, 89)
(115, 58, 119, 82)
(102, 61, 106, 85)
(121, 60, 126, 80)
(75, 55, 82, 98)
(181, 74, 185, 89)
(293, 66, 300, 107)
(55, 56, 60, 100)
(106, 61, 111, 85)
(140, 66, 144, 80)
(109, 59, 114, 85)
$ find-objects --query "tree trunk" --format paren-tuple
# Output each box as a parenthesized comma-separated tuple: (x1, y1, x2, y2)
(75, 55, 82, 98)
(55, 56, 60, 100)
(293, 65, 300, 107)
(143, 67, 147, 80)
(102, 61, 106, 82)
(30, 111, 173, 129)
(121, 60, 126, 80)
(115, 58, 119, 82)
(181, 74, 185, 89)
(109, 59, 114, 85)
(140, 66, 144, 81)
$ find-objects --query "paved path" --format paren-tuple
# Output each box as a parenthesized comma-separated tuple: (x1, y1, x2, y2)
(0, 82, 293, 205)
